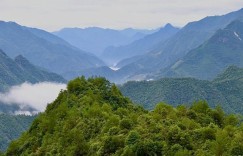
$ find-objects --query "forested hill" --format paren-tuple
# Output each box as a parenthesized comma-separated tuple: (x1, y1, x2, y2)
(5, 77, 243, 155)
(0, 49, 66, 91)
(120, 66, 243, 114)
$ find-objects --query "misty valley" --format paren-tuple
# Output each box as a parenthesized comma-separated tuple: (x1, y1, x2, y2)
(0, 5, 243, 156)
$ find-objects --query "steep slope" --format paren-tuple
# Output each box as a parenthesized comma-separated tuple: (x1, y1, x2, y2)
(0, 114, 35, 151)
(0, 21, 104, 78)
(101, 24, 179, 65)
(212, 66, 243, 113)
(120, 66, 243, 114)
(118, 8, 243, 80)
(165, 20, 243, 80)
(53, 27, 155, 56)
(0, 49, 65, 91)
(6, 77, 243, 155)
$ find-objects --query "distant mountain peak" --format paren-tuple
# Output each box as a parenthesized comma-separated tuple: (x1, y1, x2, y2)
(164, 23, 173, 28)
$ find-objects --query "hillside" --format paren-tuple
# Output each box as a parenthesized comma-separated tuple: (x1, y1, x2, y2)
(101, 24, 179, 65)
(0, 49, 65, 92)
(5, 77, 243, 155)
(120, 66, 243, 114)
(165, 20, 243, 80)
(0, 21, 104, 78)
(0, 114, 35, 151)
(53, 27, 155, 56)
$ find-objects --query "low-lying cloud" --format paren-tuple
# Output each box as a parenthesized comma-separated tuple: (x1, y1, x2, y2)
(0, 82, 66, 113)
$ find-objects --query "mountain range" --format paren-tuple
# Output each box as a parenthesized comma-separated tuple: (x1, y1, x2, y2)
(0, 21, 104, 79)
(161, 20, 243, 80)
(1, 9, 243, 83)
(1, 8, 243, 155)
(53, 27, 156, 57)
(62, 8, 243, 83)
(123, 8, 243, 74)
(101, 24, 179, 65)
(0, 49, 65, 92)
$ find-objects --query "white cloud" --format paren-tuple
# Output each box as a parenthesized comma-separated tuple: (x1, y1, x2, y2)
(0, 82, 66, 112)
(0, 0, 242, 31)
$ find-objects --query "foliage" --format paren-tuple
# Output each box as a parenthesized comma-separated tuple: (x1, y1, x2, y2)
(0, 114, 35, 152)
(120, 66, 243, 114)
(5, 77, 243, 155)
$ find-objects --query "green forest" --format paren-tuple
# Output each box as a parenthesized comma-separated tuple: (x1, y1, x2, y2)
(0, 114, 35, 152)
(5, 77, 243, 156)
(120, 66, 243, 114)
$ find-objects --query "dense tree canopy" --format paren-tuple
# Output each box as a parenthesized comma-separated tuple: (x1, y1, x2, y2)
(0, 114, 35, 152)
(120, 66, 243, 114)
(5, 77, 243, 156)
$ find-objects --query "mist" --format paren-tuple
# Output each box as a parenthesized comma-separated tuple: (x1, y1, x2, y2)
(0, 82, 66, 113)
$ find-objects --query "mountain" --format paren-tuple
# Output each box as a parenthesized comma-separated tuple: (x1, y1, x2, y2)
(53, 27, 156, 56)
(6, 77, 243, 155)
(0, 50, 66, 114)
(116, 8, 243, 80)
(0, 114, 35, 151)
(0, 49, 65, 92)
(101, 24, 179, 65)
(120, 66, 243, 114)
(0, 21, 105, 78)
(163, 20, 243, 80)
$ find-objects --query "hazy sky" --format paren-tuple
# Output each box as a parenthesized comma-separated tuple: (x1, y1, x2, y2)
(1, 0, 243, 31)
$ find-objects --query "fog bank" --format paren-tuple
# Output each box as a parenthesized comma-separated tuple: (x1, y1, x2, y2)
(0, 82, 66, 112)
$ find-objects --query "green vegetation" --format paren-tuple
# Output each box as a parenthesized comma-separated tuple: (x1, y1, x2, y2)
(120, 66, 243, 114)
(0, 114, 35, 151)
(5, 77, 243, 155)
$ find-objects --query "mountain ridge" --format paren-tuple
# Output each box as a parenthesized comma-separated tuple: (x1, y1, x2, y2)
(113, 8, 243, 82)
(53, 27, 156, 56)
(101, 23, 179, 65)
(0, 49, 66, 92)
(0, 21, 105, 79)
(162, 20, 243, 80)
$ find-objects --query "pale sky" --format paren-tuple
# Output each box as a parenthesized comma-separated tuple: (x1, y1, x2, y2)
(0, 0, 243, 31)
